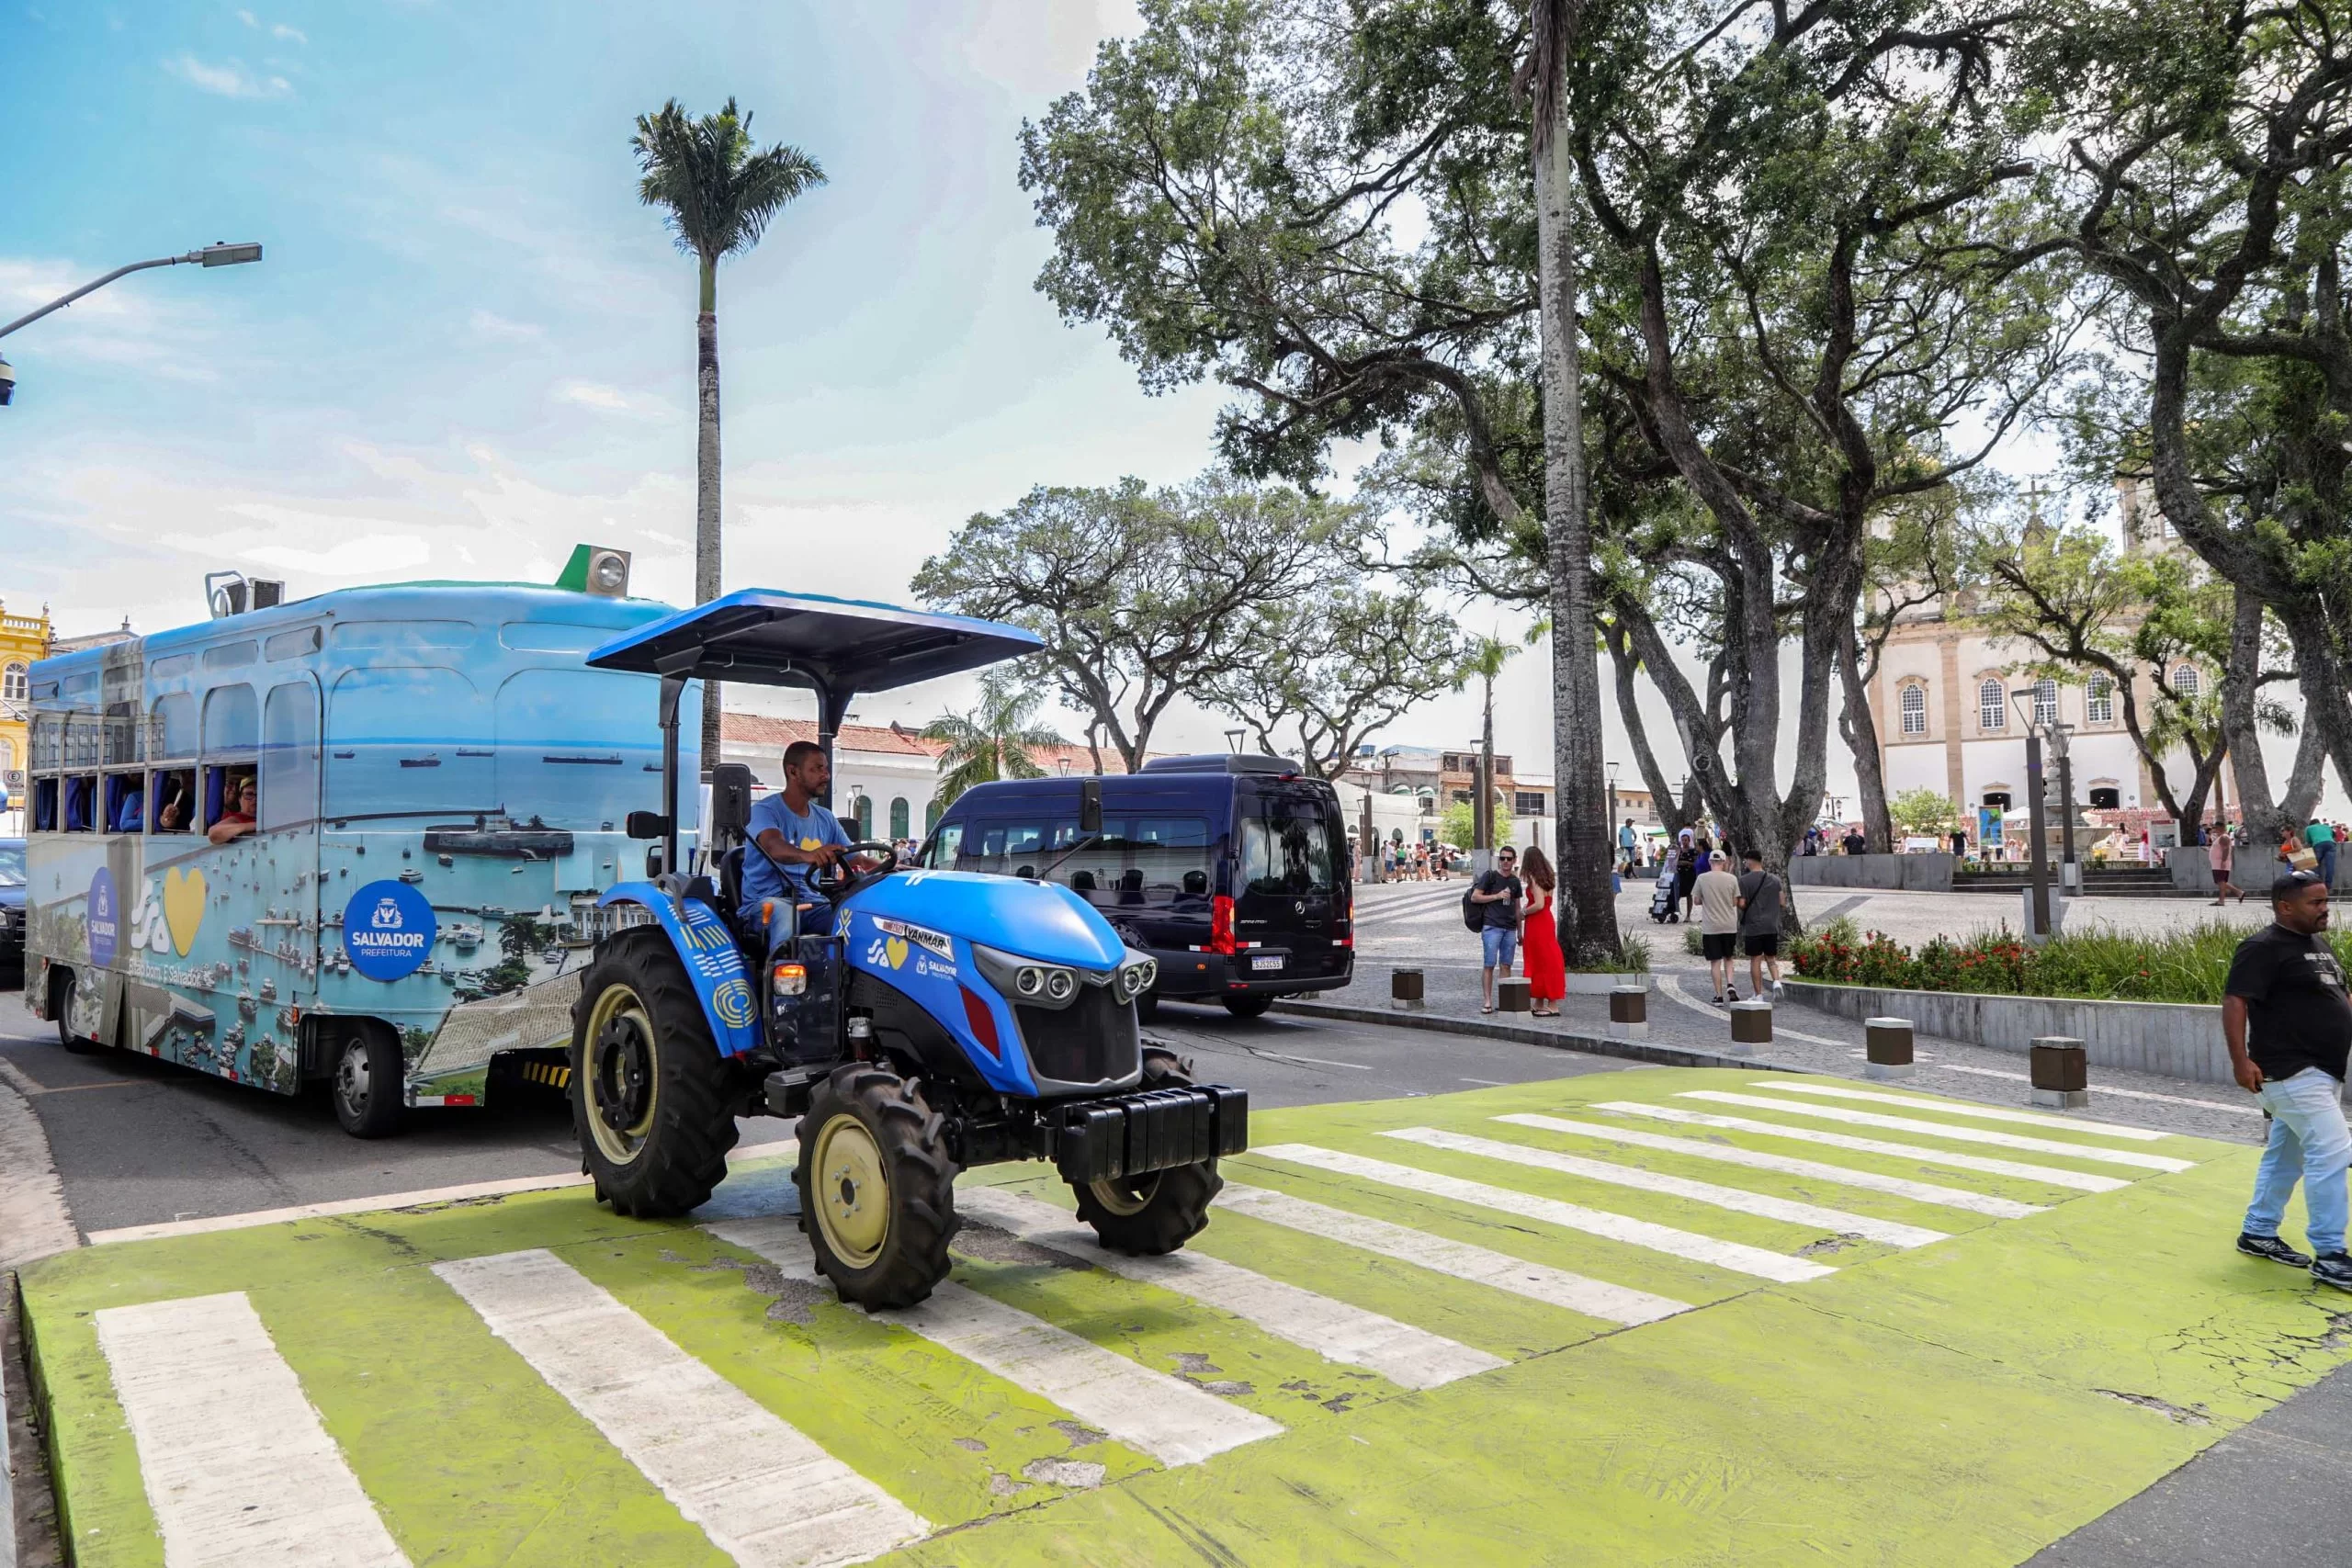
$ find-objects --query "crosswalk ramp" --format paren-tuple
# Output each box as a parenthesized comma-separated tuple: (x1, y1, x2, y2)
(45, 1069, 2217, 1567)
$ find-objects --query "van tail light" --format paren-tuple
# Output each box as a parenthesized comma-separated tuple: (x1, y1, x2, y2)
(1210, 895, 1236, 955)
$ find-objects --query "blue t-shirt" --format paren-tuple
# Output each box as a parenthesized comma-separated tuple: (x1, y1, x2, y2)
(741, 793, 851, 917)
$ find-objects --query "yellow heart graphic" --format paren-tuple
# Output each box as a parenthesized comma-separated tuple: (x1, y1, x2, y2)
(884, 935, 909, 969)
(163, 867, 208, 957)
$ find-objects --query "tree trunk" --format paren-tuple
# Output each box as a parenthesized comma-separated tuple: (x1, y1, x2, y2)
(1533, 83, 1620, 963)
(695, 256, 724, 773)
(1838, 626, 1894, 852)
(2226, 590, 2325, 854)
(1605, 618, 1687, 838)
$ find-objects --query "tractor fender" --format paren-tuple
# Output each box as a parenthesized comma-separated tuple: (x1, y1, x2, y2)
(597, 885, 761, 1058)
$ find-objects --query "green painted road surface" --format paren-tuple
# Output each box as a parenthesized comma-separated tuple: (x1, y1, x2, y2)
(20, 1068, 2352, 1566)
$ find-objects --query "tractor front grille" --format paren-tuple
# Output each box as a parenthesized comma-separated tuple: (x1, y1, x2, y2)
(1015, 985, 1139, 1090)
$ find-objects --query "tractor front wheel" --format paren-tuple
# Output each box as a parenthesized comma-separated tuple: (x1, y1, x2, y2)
(1072, 1047, 1222, 1255)
(571, 929, 740, 1218)
(797, 1064, 960, 1310)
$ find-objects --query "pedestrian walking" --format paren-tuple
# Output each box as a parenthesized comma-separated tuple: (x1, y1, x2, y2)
(1736, 848, 1786, 999)
(2225, 871, 2352, 1292)
(1521, 846, 1566, 1018)
(1470, 846, 1523, 1014)
(2209, 824, 2243, 905)
(1696, 851, 1743, 1004)
(1619, 817, 1639, 874)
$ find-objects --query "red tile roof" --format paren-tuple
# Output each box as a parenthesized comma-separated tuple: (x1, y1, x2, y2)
(719, 713, 1135, 773)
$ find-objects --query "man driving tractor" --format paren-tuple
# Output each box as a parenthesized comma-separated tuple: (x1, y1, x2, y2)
(739, 739, 873, 924)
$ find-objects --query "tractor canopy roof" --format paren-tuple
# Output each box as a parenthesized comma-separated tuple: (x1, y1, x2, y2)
(583, 589, 1040, 697)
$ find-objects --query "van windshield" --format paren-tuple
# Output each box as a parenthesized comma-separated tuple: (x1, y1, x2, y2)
(1239, 797, 1339, 895)
(952, 812, 1215, 905)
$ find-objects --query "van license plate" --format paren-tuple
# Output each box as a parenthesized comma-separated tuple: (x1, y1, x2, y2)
(1250, 954, 1284, 972)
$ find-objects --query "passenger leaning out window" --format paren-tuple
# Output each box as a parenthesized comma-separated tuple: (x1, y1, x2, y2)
(209, 775, 258, 844)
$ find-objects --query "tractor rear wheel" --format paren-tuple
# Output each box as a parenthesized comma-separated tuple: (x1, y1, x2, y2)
(1072, 1047, 1222, 1255)
(571, 928, 739, 1218)
(796, 1063, 959, 1311)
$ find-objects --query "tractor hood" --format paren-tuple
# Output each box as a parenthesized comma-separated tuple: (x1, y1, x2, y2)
(844, 871, 1126, 971)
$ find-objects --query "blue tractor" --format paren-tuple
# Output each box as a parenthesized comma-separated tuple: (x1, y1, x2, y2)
(571, 592, 1249, 1309)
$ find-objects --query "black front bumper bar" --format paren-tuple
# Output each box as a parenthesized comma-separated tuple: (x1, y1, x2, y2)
(1051, 1084, 1249, 1186)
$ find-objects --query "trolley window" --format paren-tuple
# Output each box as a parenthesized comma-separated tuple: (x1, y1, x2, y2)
(260, 681, 321, 831)
(327, 667, 492, 820)
(202, 684, 258, 755)
(152, 694, 198, 759)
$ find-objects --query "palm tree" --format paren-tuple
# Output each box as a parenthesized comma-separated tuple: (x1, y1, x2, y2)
(923, 674, 1063, 810)
(632, 97, 825, 764)
(1457, 634, 1521, 857)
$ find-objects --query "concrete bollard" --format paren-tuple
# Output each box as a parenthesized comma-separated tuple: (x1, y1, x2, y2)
(2030, 1036, 2089, 1109)
(1728, 998, 1772, 1054)
(1610, 985, 1649, 1039)
(1864, 1016, 1916, 1081)
(1391, 968, 1424, 1010)
(1497, 976, 1532, 1013)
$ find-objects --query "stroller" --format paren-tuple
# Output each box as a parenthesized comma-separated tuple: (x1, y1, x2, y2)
(1647, 850, 1681, 923)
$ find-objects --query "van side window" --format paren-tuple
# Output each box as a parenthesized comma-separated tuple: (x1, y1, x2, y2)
(930, 822, 964, 867)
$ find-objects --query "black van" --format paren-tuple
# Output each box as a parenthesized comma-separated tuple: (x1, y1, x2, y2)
(920, 755, 1353, 1016)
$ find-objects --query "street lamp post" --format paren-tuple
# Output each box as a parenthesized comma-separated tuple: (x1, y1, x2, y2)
(1224, 728, 1246, 755)
(1606, 760, 1620, 868)
(0, 243, 263, 407)
(2013, 691, 2052, 938)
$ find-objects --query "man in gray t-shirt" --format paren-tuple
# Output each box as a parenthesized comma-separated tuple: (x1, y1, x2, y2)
(1736, 849, 1786, 998)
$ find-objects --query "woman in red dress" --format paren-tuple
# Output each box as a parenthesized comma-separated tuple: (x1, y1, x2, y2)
(1521, 845, 1567, 1017)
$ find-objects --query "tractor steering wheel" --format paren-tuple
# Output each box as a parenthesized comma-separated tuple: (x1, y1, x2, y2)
(817, 839, 901, 901)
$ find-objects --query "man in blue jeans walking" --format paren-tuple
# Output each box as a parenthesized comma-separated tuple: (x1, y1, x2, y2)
(2226, 870, 2352, 1291)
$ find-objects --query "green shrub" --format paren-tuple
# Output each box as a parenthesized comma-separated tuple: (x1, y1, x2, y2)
(1790, 918, 2323, 1004)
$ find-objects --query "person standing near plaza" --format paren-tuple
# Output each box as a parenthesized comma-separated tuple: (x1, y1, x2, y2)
(2209, 823, 2243, 905)
(1469, 846, 1522, 1014)
(1620, 817, 1638, 874)
(2308, 818, 2338, 888)
(1674, 829, 1701, 921)
(1520, 846, 1566, 1018)
(1736, 848, 1787, 1000)
(1696, 850, 1744, 1005)
(2225, 872, 2352, 1292)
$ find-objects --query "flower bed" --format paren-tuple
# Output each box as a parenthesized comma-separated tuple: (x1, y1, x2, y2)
(1787, 915, 2327, 1005)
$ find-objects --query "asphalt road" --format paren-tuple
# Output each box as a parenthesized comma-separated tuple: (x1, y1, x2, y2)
(0, 983, 1624, 1238)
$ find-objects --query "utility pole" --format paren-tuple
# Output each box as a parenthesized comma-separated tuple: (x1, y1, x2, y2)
(2053, 723, 2078, 892)
(2016, 691, 2052, 938)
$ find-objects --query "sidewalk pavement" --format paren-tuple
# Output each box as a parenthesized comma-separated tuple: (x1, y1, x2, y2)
(1332, 884, 2269, 1146)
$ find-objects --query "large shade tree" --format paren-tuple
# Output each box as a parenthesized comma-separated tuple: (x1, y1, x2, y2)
(632, 96, 825, 763)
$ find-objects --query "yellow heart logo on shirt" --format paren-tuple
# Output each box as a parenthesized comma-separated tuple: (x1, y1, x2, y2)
(884, 936, 909, 969)
(163, 867, 207, 956)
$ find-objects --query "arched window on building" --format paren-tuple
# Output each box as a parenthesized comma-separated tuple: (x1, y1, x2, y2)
(1978, 679, 2006, 732)
(2033, 678, 2058, 728)
(925, 799, 943, 832)
(1899, 683, 1927, 736)
(854, 794, 874, 838)
(2172, 665, 2201, 698)
(888, 795, 910, 840)
(2086, 673, 2114, 725)
(2, 662, 26, 703)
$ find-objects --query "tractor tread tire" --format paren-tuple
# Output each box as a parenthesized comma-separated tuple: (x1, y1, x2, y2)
(571, 928, 739, 1219)
(1072, 1048, 1222, 1255)
(797, 1063, 960, 1311)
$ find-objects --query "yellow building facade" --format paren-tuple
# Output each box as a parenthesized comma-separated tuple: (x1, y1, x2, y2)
(1, 599, 51, 824)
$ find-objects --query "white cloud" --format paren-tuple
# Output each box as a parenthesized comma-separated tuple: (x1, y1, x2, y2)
(554, 380, 670, 419)
(235, 10, 305, 42)
(164, 53, 291, 99)
(468, 309, 544, 342)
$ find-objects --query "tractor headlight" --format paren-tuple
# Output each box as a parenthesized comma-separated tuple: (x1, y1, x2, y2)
(1045, 969, 1076, 1002)
(1113, 952, 1157, 1004)
(1015, 966, 1045, 997)
(974, 944, 1083, 1010)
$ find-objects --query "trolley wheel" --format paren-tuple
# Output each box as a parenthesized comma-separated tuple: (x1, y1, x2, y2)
(1072, 1048, 1221, 1255)
(51, 969, 97, 1055)
(331, 1026, 403, 1139)
(570, 928, 740, 1217)
(796, 1063, 959, 1310)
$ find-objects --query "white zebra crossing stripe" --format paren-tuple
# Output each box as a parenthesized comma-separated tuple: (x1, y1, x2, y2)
(1384, 1128, 1951, 1248)
(92, 1292, 410, 1568)
(1214, 1182, 1694, 1325)
(1677, 1092, 2195, 1173)
(1251, 1144, 1836, 1283)
(706, 1219, 1283, 1468)
(434, 1250, 929, 1568)
(953, 1186, 1508, 1389)
(1592, 1102, 2131, 1193)
(1494, 1113, 2046, 1220)
(1744, 1082, 2174, 1141)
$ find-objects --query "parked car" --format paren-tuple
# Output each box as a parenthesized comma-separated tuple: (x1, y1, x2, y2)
(922, 756, 1354, 1017)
